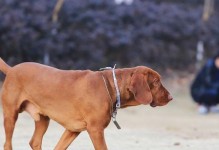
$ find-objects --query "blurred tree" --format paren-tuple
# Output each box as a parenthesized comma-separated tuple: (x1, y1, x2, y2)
(0, 0, 219, 71)
(195, 0, 216, 70)
(43, 0, 65, 65)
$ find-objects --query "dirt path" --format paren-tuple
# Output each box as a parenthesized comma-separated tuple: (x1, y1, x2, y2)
(0, 77, 219, 150)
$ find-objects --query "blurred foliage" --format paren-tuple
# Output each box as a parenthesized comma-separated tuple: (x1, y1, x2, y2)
(0, 0, 219, 70)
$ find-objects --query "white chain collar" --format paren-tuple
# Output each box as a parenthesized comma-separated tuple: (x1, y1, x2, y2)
(100, 64, 121, 129)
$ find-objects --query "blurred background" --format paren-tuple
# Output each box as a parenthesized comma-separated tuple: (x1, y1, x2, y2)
(0, 0, 219, 70)
(1, 0, 219, 150)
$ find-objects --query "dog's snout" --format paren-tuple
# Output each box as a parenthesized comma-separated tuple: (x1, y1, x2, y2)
(168, 94, 173, 101)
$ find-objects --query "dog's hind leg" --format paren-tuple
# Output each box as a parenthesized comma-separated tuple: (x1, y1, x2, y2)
(3, 105, 19, 150)
(29, 115, 50, 150)
(54, 130, 80, 150)
(1, 86, 20, 150)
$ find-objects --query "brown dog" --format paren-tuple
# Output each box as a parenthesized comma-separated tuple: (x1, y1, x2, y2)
(0, 58, 172, 150)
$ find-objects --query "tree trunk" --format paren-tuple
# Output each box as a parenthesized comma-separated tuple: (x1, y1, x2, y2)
(43, 49, 50, 65)
(203, 0, 214, 21)
(52, 0, 65, 23)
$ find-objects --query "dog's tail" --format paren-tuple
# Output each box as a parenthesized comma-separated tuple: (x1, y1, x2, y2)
(0, 57, 11, 74)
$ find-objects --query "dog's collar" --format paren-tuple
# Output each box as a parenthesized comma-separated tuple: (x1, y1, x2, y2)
(100, 64, 121, 129)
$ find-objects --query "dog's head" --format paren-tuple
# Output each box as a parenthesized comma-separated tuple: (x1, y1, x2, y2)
(128, 66, 172, 107)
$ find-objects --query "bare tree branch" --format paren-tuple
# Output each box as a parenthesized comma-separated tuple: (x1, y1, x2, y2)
(52, 0, 65, 23)
(202, 0, 214, 21)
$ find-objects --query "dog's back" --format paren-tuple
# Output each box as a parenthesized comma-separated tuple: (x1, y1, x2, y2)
(0, 60, 93, 133)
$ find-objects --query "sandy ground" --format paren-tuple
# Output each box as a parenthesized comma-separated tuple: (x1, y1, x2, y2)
(0, 76, 219, 150)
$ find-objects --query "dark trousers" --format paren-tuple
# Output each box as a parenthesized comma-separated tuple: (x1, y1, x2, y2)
(192, 88, 219, 106)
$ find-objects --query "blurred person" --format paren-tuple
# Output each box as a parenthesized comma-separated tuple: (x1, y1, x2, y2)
(191, 52, 219, 114)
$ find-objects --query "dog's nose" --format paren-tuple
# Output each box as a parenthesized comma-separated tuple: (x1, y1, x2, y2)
(168, 95, 173, 101)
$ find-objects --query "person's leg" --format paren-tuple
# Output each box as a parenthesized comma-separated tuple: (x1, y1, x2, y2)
(197, 88, 219, 114)
(199, 90, 218, 106)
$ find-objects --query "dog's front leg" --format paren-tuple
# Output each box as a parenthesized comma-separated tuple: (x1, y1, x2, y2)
(88, 128, 108, 150)
(29, 115, 50, 150)
(54, 130, 80, 150)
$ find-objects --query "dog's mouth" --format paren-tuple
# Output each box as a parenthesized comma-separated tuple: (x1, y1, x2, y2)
(150, 102, 157, 107)
(150, 100, 170, 107)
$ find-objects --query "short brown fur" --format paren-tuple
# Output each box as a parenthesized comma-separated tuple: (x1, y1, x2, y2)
(0, 58, 172, 150)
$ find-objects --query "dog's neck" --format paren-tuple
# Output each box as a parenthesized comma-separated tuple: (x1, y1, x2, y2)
(101, 68, 140, 108)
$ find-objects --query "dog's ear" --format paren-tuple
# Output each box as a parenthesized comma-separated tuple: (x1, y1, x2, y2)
(128, 72, 153, 105)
